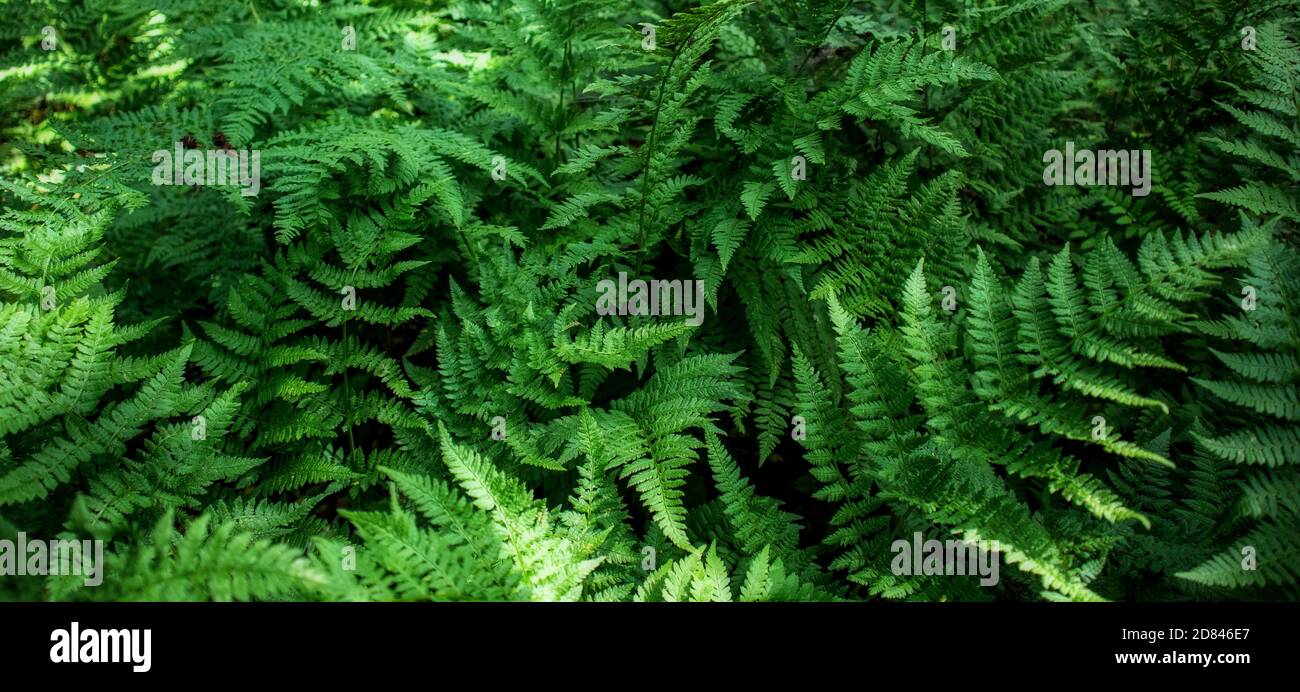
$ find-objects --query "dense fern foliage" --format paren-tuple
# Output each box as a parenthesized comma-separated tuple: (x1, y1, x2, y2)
(1, 0, 1297, 602)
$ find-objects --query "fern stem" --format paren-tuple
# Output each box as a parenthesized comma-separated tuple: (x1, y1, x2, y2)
(342, 314, 356, 459)
(795, 0, 852, 77)
(1184, 5, 1245, 105)
(636, 22, 713, 272)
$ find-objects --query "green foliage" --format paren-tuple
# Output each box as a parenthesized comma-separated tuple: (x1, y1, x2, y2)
(1, 0, 1296, 602)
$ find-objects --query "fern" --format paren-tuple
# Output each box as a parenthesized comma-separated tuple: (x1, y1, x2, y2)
(2, 0, 1297, 606)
